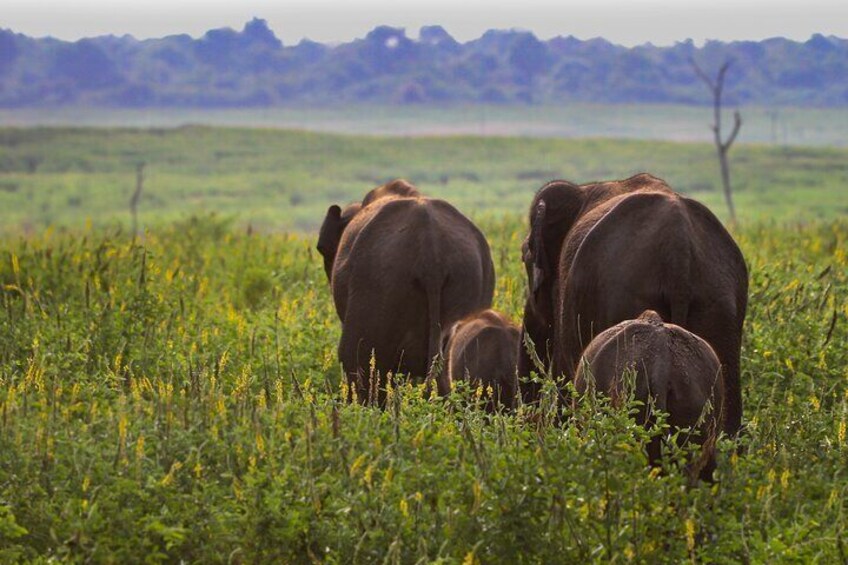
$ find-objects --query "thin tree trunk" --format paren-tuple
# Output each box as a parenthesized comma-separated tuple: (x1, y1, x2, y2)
(130, 162, 145, 239)
(691, 58, 742, 225)
(718, 144, 736, 223)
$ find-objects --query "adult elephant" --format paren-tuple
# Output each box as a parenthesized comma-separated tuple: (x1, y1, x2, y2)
(318, 179, 495, 403)
(519, 173, 748, 435)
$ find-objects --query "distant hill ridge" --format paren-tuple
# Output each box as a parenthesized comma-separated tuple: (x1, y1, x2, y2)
(0, 18, 846, 107)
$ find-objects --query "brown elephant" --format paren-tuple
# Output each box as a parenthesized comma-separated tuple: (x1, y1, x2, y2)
(575, 310, 724, 481)
(519, 173, 747, 435)
(318, 179, 496, 403)
(443, 309, 520, 410)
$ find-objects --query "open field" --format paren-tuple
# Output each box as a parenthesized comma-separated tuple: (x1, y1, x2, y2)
(0, 126, 847, 236)
(2, 104, 847, 147)
(1, 125, 847, 560)
(1, 215, 847, 561)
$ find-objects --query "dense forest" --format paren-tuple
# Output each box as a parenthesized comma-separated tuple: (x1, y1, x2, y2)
(0, 18, 846, 107)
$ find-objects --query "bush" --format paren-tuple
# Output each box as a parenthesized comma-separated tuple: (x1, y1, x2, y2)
(0, 217, 846, 561)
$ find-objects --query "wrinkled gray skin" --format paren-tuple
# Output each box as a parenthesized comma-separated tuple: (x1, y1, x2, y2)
(318, 179, 495, 404)
(576, 310, 725, 482)
(443, 309, 520, 411)
(519, 173, 748, 436)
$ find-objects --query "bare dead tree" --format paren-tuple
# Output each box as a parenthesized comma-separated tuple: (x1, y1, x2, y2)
(130, 162, 145, 239)
(690, 58, 742, 224)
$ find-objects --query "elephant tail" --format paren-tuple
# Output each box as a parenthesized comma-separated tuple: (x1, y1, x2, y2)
(666, 232, 693, 327)
(658, 216, 693, 328)
(646, 372, 670, 465)
(424, 276, 449, 396)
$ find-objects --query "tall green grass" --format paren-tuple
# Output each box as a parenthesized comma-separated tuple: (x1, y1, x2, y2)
(1, 215, 846, 562)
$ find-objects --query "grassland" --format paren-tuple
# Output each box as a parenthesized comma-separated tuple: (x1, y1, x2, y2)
(0, 126, 847, 236)
(0, 214, 846, 562)
(2, 105, 847, 148)
(0, 124, 847, 561)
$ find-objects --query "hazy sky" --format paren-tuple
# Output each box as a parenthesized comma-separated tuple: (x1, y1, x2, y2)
(4, 0, 848, 46)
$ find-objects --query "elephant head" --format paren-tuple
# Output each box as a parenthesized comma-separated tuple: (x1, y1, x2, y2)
(522, 176, 664, 307)
(318, 179, 421, 282)
(317, 202, 362, 282)
(522, 174, 670, 299)
(361, 178, 420, 207)
(522, 181, 585, 313)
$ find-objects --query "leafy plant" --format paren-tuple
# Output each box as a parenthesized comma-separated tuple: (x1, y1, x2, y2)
(0, 214, 845, 561)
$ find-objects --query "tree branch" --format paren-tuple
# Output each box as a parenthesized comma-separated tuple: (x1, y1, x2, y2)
(689, 57, 715, 91)
(716, 61, 732, 88)
(722, 111, 742, 151)
(715, 60, 732, 100)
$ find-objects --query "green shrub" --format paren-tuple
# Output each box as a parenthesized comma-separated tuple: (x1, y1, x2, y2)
(0, 216, 846, 562)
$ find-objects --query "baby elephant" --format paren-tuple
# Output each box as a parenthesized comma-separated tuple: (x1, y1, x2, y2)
(575, 310, 724, 481)
(443, 309, 520, 410)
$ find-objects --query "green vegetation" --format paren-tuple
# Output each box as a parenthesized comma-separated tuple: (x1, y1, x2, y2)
(0, 215, 846, 562)
(1, 126, 847, 236)
(1, 125, 847, 560)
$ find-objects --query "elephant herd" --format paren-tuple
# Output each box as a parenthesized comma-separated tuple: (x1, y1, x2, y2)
(318, 174, 748, 479)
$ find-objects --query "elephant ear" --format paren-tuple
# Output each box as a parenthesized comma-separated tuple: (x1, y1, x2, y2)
(318, 203, 362, 282)
(530, 200, 548, 295)
(526, 181, 586, 297)
(317, 204, 342, 259)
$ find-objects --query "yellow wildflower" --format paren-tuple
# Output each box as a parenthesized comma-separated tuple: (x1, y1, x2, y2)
(685, 518, 696, 552)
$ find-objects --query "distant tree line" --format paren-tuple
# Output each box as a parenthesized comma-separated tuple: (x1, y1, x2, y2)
(0, 18, 845, 108)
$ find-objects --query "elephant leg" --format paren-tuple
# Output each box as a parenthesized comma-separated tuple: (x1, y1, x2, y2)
(695, 437, 718, 483)
(338, 328, 372, 405)
(517, 328, 539, 404)
(715, 337, 742, 437)
(340, 323, 400, 406)
(687, 308, 743, 437)
(559, 297, 602, 386)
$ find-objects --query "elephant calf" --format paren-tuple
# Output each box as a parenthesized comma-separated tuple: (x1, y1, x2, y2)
(575, 310, 724, 481)
(443, 309, 520, 410)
